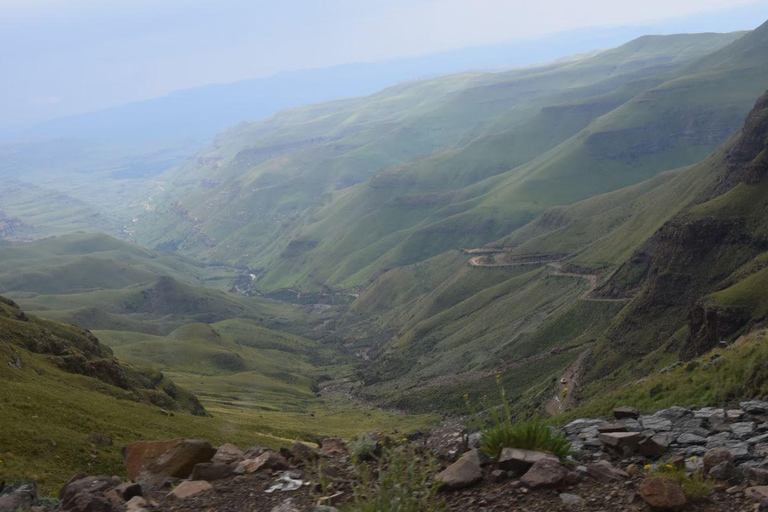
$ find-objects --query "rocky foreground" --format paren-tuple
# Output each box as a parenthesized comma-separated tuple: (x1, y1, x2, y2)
(6, 402, 768, 511)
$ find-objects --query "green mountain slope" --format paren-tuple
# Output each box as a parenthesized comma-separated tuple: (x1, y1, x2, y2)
(251, 24, 768, 292)
(133, 32, 744, 291)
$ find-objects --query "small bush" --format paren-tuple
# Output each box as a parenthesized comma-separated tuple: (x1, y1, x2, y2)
(465, 375, 571, 459)
(345, 444, 445, 512)
(480, 418, 572, 459)
(647, 463, 713, 500)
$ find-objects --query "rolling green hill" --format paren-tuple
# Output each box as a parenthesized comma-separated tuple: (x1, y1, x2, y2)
(133, 31, 747, 292)
(246, 24, 768, 293)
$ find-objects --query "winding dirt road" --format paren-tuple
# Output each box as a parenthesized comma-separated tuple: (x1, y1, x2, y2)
(467, 251, 631, 303)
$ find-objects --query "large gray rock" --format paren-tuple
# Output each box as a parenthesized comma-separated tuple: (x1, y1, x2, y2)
(742, 401, 768, 414)
(641, 416, 673, 432)
(732, 422, 757, 439)
(704, 447, 735, 475)
(435, 457, 482, 490)
(498, 448, 557, 474)
(676, 433, 706, 445)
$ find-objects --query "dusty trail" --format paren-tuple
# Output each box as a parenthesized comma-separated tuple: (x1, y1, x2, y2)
(467, 251, 631, 303)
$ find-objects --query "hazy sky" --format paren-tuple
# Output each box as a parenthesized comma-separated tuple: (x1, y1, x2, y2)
(2, 0, 768, 129)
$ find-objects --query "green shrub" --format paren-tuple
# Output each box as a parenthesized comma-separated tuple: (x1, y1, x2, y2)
(345, 444, 445, 512)
(465, 375, 572, 459)
(480, 418, 572, 459)
(647, 462, 713, 500)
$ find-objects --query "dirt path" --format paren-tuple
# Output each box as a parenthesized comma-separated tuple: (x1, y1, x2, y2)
(466, 250, 631, 303)
(544, 345, 592, 416)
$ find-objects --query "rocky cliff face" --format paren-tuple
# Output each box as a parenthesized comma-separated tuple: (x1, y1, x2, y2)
(0, 296, 207, 416)
(588, 90, 768, 379)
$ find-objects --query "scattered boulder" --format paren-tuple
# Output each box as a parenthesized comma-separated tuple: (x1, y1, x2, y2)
(640, 477, 687, 511)
(123, 439, 216, 486)
(59, 475, 120, 510)
(599, 432, 643, 451)
(640, 435, 671, 458)
(585, 460, 630, 484)
(520, 458, 569, 489)
(211, 443, 244, 465)
(709, 461, 739, 482)
(498, 448, 557, 474)
(125, 496, 148, 512)
(614, 406, 641, 420)
(320, 438, 348, 457)
(235, 451, 290, 474)
(0, 483, 37, 512)
(243, 445, 271, 459)
(742, 466, 768, 486)
(704, 447, 735, 475)
(168, 480, 212, 499)
(435, 457, 482, 490)
(426, 421, 468, 461)
(191, 462, 234, 481)
(742, 401, 768, 414)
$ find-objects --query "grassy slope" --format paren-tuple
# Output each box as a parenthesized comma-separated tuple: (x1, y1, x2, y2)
(271, 27, 768, 292)
(132, 33, 743, 291)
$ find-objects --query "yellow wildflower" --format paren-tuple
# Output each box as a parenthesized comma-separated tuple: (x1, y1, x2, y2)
(644, 464, 651, 471)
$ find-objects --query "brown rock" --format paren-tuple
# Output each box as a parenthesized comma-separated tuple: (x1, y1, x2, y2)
(235, 451, 290, 474)
(435, 457, 482, 490)
(704, 447, 734, 475)
(586, 460, 630, 484)
(498, 448, 557, 474)
(211, 443, 243, 465)
(640, 435, 670, 458)
(320, 438, 347, 457)
(0, 484, 37, 512)
(599, 432, 643, 450)
(743, 466, 768, 486)
(123, 439, 216, 486)
(59, 475, 120, 510)
(640, 477, 687, 511)
(168, 481, 213, 499)
(614, 406, 641, 420)
(125, 496, 147, 512)
(626, 464, 640, 477)
(191, 462, 234, 481)
(426, 421, 468, 461)
(746, 486, 768, 501)
(243, 445, 270, 459)
(520, 458, 568, 489)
